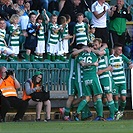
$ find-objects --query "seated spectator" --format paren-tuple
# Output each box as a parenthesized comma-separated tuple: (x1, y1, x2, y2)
(16, 0, 29, 32)
(22, 71, 51, 122)
(123, 29, 132, 59)
(0, 18, 15, 61)
(0, 0, 17, 29)
(0, 66, 28, 122)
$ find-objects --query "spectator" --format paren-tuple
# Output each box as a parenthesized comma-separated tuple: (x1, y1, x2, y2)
(24, 12, 39, 62)
(47, 14, 60, 61)
(8, 14, 21, 60)
(88, 24, 95, 46)
(0, 0, 17, 29)
(123, 29, 132, 58)
(22, 71, 51, 122)
(109, 0, 132, 54)
(59, 0, 65, 12)
(16, 0, 29, 32)
(35, 9, 50, 61)
(70, 13, 88, 46)
(91, 0, 112, 48)
(60, 14, 73, 56)
(0, 66, 28, 122)
(59, 0, 89, 35)
(0, 18, 15, 61)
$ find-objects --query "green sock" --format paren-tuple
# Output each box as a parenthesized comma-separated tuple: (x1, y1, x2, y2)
(114, 101, 119, 111)
(30, 54, 35, 62)
(108, 100, 115, 118)
(120, 101, 126, 111)
(47, 53, 51, 60)
(96, 98, 103, 117)
(94, 102, 98, 114)
(39, 56, 43, 61)
(25, 54, 30, 61)
(64, 107, 70, 116)
(81, 104, 91, 120)
(51, 54, 55, 61)
(77, 100, 87, 114)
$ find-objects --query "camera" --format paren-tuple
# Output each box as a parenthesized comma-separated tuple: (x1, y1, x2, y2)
(4, 70, 14, 79)
(6, 70, 14, 76)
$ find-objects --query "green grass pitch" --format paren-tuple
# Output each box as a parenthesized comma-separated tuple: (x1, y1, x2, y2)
(1, 120, 133, 133)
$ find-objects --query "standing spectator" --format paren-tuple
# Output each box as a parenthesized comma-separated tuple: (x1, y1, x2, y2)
(61, 14, 73, 56)
(59, 0, 89, 35)
(22, 71, 51, 121)
(70, 13, 88, 46)
(0, 66, 28, 122)
(47, 14, 60, 61)
(24, 12, 39, 61)
(8, 14, 21, 60)
(109, 44, 133, 120)
(57, 16, 67, 57)
(91, 0, 112, 48)
(35, 9, 50, 61)
(88, 24, 95, 46)
(109, 0, 132, 53)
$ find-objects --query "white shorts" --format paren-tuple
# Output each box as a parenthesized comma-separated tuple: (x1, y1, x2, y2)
(57, 41, 64, 55)
(0, 46, 14, 55)
(47, 44, 58, 54)
(36, 41, 45, 54)
(9, 46, 19, 55)
(62, 39, 69, 54)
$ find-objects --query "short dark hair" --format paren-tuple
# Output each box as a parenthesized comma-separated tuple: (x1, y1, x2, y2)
(114, 43, 123, 49)
(76, 13, 84, 18)
(29, 12, 36, 18)
(0, 18, 5, 22)
(76, 44, 86, 49)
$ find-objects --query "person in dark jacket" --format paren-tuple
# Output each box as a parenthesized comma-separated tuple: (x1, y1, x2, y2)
(24, 12, 39, 61)
(109, 0, 132, 53)
(59, 0, 89, 35)
(0, 0, 17, 28)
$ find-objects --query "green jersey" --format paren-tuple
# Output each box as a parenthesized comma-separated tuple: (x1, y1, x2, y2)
(37, 23, 45, 42)
(109, 54, 130, 84)
(47, 22, 59, 45)
(77, 51, 99, 76)
(9, 24, 21, 46)
(0, 29, 6, 47)
(73, 22, 88, 45)
(98, 48, 112, 79)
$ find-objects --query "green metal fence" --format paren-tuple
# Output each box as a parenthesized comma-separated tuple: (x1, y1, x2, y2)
(0, 61, 131, 96)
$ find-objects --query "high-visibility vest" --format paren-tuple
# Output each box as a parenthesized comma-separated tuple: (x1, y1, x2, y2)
(0, 76, 17, 97)
(22, 79, 40, 101)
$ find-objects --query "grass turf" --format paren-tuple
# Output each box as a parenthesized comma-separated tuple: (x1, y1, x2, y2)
(0, 120, 133, 133)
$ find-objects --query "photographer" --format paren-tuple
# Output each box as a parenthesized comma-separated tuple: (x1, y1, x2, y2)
(0, 66, 28, 122)
(22, 71, 51, 122)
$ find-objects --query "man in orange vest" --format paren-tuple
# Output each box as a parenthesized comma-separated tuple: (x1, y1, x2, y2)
(0, 66, 28, 122)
